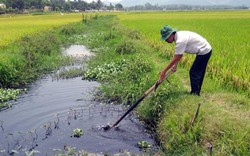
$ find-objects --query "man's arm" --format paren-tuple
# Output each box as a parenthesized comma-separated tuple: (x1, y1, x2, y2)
(159, 54, 182, 81)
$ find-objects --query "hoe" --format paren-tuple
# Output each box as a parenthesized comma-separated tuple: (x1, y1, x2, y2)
(102, 70, 174, 131)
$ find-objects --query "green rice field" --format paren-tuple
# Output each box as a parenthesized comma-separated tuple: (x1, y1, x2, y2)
(0, 11, 249, 93)
(117, 10, 250, 94)
(0, 11, 249, 155)
(0, 13, 82, 47)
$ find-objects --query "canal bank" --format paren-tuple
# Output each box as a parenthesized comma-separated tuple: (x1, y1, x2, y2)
(0, 45, 158, 155)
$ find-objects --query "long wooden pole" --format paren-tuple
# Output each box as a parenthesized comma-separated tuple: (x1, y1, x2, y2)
(110, 70, 174, 128)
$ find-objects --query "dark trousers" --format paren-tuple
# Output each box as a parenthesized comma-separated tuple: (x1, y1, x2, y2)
(189, 50, 212, 95)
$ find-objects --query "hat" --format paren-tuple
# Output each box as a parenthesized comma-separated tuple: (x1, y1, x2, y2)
(160, 25, 178, 40)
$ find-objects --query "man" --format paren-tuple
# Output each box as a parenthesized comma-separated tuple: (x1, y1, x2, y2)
(159, 25, 212, 96)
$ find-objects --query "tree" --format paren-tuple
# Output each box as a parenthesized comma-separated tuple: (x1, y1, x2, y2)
(70, 0, 78, 10)
(107, 3, 114, 11)
(64, 2, 71, 11)
(0, 0, 8, 6)
(115, 3, 123, 10)
(0, 7, 6, 14)
(36, 0, 43, 9)
(145, 3, 153, 10)
(21, 0, 44, 9)
(41, 0, 50, 8)
(96, 0, 103, 10)
(89, 1, 97, 10)
(1, 0, 125, 13)
(77, 1, 88, 11)
(11, 0, 25, 11)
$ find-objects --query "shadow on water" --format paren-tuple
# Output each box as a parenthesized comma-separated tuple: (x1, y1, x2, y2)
(0, 45, 158, 155)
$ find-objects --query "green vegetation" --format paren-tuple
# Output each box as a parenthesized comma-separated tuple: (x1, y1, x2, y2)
(137, 140, 151, 150)
(1, 28, 60, 88)
(0, 88, 26, 110)
(0, 13, 104, 89)
(72, 128, 84, 138)
(0, 11, 249, 155)
(117, 10, 250, 95)
(78, 13, 249, 155)
(0, 0, 123, 14)
(0, 13, 92, 110)
(0, 13, 82, 47)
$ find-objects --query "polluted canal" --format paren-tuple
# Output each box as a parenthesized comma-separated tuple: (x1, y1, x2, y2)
(0, 45, 158, 155)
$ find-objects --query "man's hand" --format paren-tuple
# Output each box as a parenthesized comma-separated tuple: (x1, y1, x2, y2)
(155, 70, 166, 91)
(159, 70, 166, 82)
(171, 65, 177, 72)
(158, 54, 181, 83)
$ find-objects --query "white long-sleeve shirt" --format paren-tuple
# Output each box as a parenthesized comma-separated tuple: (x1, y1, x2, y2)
(174, 31, 212, 55)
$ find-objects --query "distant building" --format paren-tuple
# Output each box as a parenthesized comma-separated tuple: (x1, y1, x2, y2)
(44, 6, 52, 12)
(0, 3, 6, 9)
(72, 10, 80, 13)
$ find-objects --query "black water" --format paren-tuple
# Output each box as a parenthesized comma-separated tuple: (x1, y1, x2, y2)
(0, 45, 157, 155)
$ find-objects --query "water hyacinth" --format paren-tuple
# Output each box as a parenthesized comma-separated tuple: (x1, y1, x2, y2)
(0, 88, 26, 109)
(82, 58, 151, 82)
(71, 128, 84, 138)
(82, 62, 124, 81)
(137, 140, 151, 151)
(0, 88, 24, 102)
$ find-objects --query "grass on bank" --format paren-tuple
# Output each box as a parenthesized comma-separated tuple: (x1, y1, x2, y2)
(0, 19, 91, 109)
(0, 13, 249, 155)
(78, 15, 249, 155)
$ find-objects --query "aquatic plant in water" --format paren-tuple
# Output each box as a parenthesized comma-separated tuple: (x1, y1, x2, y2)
(71, 128, 84, 138)
(137, 140, 151, 150)
(0, 88, 26, 110)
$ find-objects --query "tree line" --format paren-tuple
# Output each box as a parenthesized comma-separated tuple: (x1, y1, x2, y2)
(126, 3, 249, 11)
(0, 0, 123, 14)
